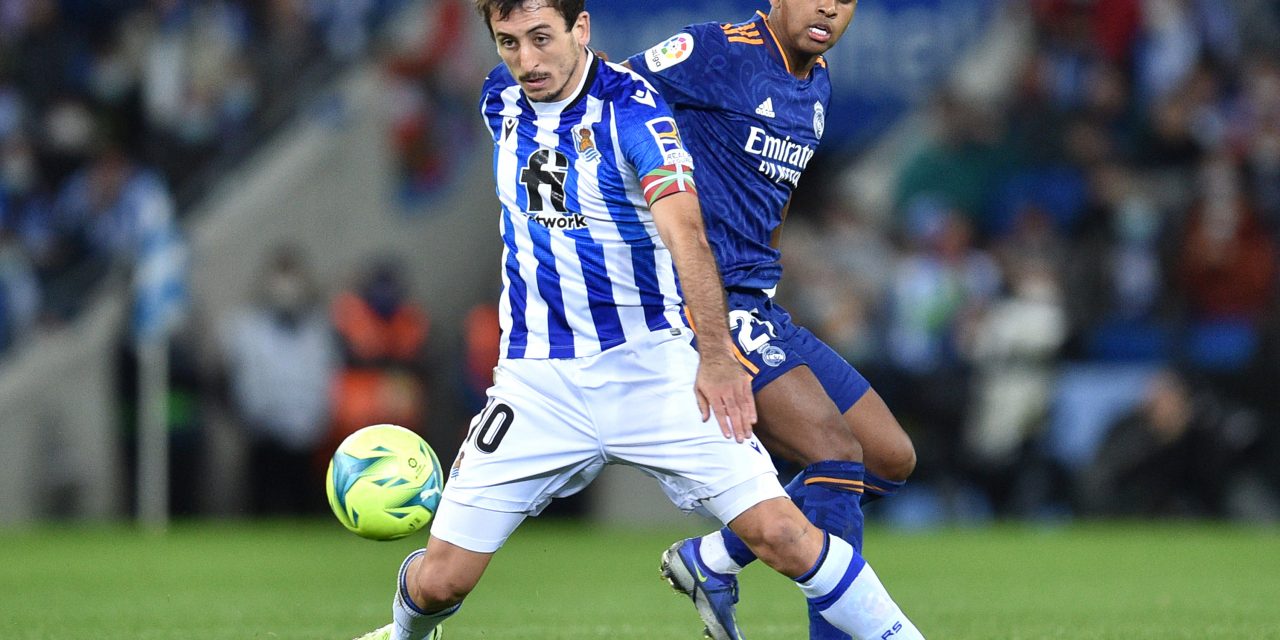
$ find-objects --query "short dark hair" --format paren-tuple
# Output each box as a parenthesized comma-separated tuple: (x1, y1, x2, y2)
(474, 0, 585, 35)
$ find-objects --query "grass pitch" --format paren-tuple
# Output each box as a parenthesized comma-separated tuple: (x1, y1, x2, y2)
(1, 519, 1277, 639)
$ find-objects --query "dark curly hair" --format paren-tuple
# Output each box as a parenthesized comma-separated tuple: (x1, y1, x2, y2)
(473, 0, 585, 36)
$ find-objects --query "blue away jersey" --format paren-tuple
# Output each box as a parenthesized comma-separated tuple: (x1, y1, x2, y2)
(627, 11, 831, 291)
(480, 52, 698, 360)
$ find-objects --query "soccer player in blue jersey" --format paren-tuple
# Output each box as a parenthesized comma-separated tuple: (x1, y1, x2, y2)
(349, 2, 920, 640)
(625, 2, 922, 639)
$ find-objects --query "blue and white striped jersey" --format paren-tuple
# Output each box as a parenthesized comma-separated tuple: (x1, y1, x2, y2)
(480, 51, 698, 360)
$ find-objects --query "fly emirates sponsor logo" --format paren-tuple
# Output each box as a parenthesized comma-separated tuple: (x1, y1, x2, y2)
(743, 126, 814, 187)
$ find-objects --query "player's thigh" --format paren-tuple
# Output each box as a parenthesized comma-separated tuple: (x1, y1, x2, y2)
(444, 360, 604, 515)
(429, 496, 529, 555)
(788, 324, 914, 477)
(754, 365, 861, 465)
(723, 293, 862, 464)
(591, 330, 781, 521)
(843, 388, 916, 482)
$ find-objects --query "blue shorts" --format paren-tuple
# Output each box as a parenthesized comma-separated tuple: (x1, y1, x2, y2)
(724, 289, 870, 413)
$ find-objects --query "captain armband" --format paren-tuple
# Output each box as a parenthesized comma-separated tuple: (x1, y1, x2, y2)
(641, 163, 697, 207)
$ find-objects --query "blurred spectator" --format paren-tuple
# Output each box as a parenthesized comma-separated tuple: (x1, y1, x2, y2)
(1065, 162, 1174, 361)
(1231, 59, 1280, 226)
(1076, 370, 1276, 519)
(330, 257, 430, 442)
(886, 203, 1001, 376)
(895, 93, 1012, 236)
(1175, 154, 1275, 322)
(217, 245, 338, 516)
(1134, 0, 1240, 107)
(381, 0, 483, 206)
(460, 301, 499, 415)
(960, 242, 1068, 515)
(43, 147, 176, 319)
(1031, 0, 1141, 65)
(0, 0, 411, 360)
(778, 201, 892, 365)
(0, 226, 39, 352)
(1173, 153, 1275, 394)
(0, 133, 42, 350)
(882, 203, 1000, 483)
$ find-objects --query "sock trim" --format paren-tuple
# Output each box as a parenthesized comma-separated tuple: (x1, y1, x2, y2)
(803, 476, 866, 493)
(809, 552, 864, 612)
(398, 549, 429, 615)
(794, 532, 831, 584)
(862, 471, 904, 497)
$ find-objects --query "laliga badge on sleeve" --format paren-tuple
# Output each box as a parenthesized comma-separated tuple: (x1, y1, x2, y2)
(645, 33, 695, 72)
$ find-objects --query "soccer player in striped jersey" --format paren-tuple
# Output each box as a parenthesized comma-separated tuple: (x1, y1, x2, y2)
(351, 2, 918, 640)
(626, 1, 922, 639)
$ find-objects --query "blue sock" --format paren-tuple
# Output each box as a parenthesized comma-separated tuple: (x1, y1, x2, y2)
(717, 460, 866, 562)
(795, 461, 865, 640)
(714, 462, 866, 640)
(719, 519, 759, 568)
(797, 460, 866, 551)
(861, 470, 905, 506)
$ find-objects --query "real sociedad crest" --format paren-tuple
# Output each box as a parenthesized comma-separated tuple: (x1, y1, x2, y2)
(813, 101, 825, 139)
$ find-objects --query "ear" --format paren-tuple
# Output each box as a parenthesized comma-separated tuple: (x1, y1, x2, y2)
(574, 11, 591, 47)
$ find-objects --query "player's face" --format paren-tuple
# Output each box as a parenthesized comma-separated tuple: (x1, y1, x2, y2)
(769, 0, 856, 59)
(489, 2, 591, 103)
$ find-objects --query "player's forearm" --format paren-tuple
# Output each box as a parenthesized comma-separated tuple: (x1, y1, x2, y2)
(672, 232, 734, 353)
(652, 194, 735, 357)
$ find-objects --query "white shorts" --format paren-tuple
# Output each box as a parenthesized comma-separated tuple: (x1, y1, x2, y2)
(430, 328, 783, 553)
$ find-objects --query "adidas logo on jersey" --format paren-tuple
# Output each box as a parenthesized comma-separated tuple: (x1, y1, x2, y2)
(755, 97, 775, 118)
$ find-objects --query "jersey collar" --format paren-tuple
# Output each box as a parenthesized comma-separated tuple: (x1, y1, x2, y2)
(527, 49, 599, 115)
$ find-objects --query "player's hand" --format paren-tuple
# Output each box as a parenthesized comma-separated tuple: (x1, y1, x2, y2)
(695, 353, 757, 442)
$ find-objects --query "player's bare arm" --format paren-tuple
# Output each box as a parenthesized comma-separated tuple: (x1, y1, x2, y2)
(651, 191, 758, 441)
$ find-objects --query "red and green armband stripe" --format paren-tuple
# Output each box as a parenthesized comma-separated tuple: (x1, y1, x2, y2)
(641, 163, 697, 207)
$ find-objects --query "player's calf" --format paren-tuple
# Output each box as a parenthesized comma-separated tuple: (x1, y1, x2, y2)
(729, 497, 923, 640)
(844, 388, 916, 504)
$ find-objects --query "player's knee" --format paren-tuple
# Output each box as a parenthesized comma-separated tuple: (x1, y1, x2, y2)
(794, 419, 861, 466)
(733, 503, 818, 574)
(876, 434, 917, 483)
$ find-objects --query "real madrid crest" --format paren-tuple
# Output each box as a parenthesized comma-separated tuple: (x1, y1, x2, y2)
(813, 101, 825, 139)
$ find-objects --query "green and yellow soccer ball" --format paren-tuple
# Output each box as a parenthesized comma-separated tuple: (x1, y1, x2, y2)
(326, 424, 443, 541)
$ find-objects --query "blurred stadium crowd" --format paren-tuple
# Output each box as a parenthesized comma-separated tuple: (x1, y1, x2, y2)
(3, 0, 1280, 524)
(780, 0, 1280, 522)
(0, 0, 409, 346)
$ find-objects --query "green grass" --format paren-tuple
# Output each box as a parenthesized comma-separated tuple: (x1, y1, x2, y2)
(1, 519, 1278, 639)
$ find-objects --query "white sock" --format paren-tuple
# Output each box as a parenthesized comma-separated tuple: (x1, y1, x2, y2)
(795, 534, 924, 640)
(391, 550, 461, 640)
(699, 530, 744, 576)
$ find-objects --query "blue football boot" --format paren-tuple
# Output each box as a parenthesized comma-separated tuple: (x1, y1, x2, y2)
(660, 538, 744, 640)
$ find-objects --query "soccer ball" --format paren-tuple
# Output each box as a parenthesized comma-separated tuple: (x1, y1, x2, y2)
(326, 424, 443, 541)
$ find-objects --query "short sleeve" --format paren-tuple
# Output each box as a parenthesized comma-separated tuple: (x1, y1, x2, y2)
(611, 88, 697, 207)
(625, 22, 723, 110)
